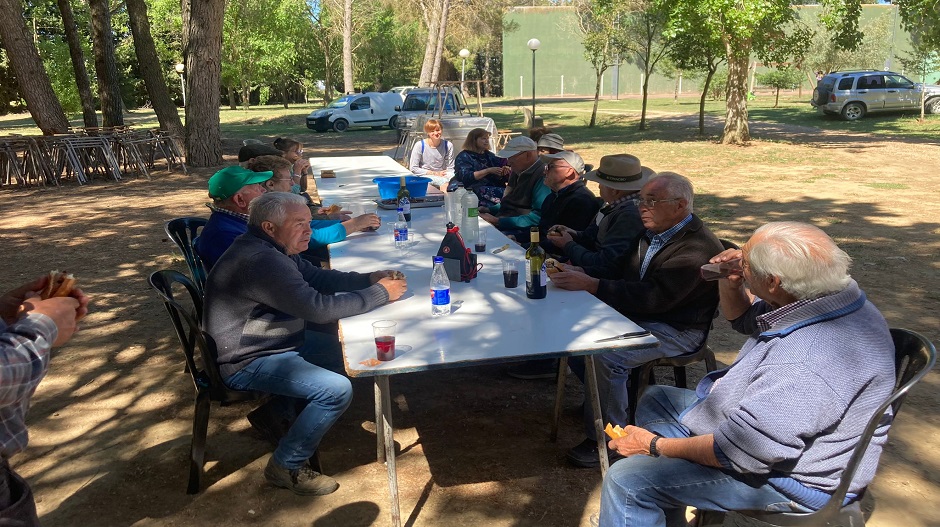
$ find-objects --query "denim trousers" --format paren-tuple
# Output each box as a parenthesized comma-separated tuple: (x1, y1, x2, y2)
(598, 385, 798, 527)
(572, 321, 704, 440)
(225, 331, 353, 469)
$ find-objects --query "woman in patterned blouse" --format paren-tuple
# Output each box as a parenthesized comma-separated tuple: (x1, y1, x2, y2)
(451, 128, 510, 207)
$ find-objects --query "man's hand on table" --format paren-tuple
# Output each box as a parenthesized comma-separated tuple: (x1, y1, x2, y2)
(550, 267, 599, 294)
(479, 213, 498, 226)
(344, 213, 380, 233)
(377, 277, 407, 301)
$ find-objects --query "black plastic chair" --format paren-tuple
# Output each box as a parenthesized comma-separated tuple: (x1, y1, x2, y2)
(149, 270, 265, 494)
(628, 239, 739, 424)
(722, 328, 936, 526)
(164, 217, 208, 295)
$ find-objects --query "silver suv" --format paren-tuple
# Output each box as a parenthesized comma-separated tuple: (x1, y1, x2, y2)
(811, 70, 940, 120)
(395, 87, 469, 139)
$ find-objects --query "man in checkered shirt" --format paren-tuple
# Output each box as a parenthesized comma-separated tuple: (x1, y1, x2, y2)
(1, 276, 88, 525)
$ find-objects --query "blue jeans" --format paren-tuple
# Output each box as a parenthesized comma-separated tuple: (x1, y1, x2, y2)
(225, 332, 353, 469)
(573, 321, 704, 440)
(598, 385, 802, 527)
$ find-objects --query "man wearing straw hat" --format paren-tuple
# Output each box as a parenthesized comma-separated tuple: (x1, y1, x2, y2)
(546, 154, 651, 269)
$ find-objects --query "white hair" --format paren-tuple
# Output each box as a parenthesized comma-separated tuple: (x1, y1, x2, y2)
(248, 192, 307, 227)
(747, 222, 852, 300)
(650, 172, 694, 213)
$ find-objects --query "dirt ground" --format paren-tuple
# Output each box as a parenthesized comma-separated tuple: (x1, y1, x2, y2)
(0, 117, 938, 527)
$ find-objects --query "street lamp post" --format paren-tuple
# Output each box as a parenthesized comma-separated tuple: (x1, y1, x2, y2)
(459, 48, 470, 95)
(526, 38, 540, 125)
(175, 63, 186, 107)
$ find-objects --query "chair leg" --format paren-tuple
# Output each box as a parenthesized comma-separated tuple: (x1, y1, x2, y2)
(188, 390, 211, 494)
(674, 366, 688, 389)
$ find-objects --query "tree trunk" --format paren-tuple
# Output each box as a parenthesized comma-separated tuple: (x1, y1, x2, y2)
(418, 0, 439, 87)
(57, 0, 97, 128)
(228, 86, 237, 110)
(342, 0, 354, 94)
(184, 0, 224, 167)
(0, 0, 70, 134)
(721, 43, 751, 145)
(590, 69, 603, 128)
(126, 0, 184, 140)
(430, 0, 449, 83)
(699, 65, 717, 136)
(774, 87, 780, 108)
(88, 0, 124, 127)
(639, 70, 651, 130)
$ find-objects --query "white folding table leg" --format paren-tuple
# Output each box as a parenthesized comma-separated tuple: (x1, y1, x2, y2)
(376, 375, 401, 527)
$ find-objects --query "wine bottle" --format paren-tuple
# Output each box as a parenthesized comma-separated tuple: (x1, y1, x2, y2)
(525, 227, 547, 299)
(397, 176, 412, 222)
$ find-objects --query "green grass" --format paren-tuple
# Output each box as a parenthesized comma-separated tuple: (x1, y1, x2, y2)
(864, 182, 909, 190)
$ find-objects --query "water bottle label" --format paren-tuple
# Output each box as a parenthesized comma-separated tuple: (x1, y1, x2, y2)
(431, 288, 450, 305)
(401, 201, 411, 214)
(467, 207, 478, 218)
(394, 227, 408, 242)
(539, 263, 547, 286)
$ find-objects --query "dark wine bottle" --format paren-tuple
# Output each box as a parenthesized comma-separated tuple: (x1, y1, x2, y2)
(525, 227, 547, 299)
(397, 176, 412, 222)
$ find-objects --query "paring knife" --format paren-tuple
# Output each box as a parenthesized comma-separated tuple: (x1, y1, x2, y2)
(594, 330, 652, 343)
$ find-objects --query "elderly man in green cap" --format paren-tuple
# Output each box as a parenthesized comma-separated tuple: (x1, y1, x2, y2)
(195, 166, 379, 271)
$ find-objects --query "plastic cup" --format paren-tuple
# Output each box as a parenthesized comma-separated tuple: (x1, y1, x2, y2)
(372, 320, 397, 361)
(700, 258, 743, 281)
(502, 260, 519, 288)
(475, 229, 487, 253)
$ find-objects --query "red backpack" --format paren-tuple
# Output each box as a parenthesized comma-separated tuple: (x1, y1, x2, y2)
(437, 223, 481, 282)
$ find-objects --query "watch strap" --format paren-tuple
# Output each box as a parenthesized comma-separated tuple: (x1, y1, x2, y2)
(649, 435, 661, 457)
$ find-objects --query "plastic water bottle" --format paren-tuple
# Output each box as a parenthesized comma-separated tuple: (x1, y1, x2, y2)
(453, 186, 468, 227)
(461, 191, 479, 245)
(431, 256, 451, 317)
(394, 207, 408, 248)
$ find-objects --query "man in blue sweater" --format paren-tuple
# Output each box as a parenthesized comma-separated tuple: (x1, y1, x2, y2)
(596, 222, 896, 527)
(204, 192, 406, 496)
(195, 165, 378, 271)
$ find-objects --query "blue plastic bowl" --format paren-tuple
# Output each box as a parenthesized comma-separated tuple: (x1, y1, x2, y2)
(373, 176, 432, 200)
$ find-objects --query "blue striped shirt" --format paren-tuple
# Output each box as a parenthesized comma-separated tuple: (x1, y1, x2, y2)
(639, 214, 693, 279)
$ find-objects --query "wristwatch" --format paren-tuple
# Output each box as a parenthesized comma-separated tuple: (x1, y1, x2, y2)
(649, 435, 661, 458)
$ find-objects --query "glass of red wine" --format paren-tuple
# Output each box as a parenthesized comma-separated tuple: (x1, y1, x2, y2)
(372, 320, 397, 361)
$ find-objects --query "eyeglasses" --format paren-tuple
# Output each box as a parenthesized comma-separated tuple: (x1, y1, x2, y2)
(633, 197, 679, 208)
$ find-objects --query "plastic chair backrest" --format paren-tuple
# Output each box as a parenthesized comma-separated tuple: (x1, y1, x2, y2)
(148, 270, 231, 399)
(740, 328, 936, 526)
(165, 217, 208, 294)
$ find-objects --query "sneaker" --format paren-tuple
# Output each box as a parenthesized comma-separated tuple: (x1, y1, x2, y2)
(506, 359, 558, 380)
(566, 438, 624, 469)
(264, 457, 339, 496)
(247, 405, 290, 447)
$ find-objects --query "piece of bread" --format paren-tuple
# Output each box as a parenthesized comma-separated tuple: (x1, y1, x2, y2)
(324, 203, 343, 214)
(390, 270, 405, 280)
(41, 270, 77, 299)
(545, 258, 562, 276)
(604, 423, 628, 440)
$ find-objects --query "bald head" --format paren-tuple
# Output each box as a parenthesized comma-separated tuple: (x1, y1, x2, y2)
(745, 222, 852, 300)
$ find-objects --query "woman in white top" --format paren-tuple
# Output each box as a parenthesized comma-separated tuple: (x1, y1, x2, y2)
(409, 119, 454, 188)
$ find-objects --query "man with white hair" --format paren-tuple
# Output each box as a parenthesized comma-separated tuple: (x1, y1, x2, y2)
(479, 136, 551, 237)
(552, 173, 723, 468)
(595, 222, 896, 527)
(203, 192, 407, 496)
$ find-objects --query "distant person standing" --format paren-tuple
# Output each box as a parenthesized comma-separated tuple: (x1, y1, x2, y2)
(1, 275, 89, 525)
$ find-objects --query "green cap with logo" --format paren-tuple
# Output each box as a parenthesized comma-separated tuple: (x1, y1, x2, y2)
(208, 165, 273, 200)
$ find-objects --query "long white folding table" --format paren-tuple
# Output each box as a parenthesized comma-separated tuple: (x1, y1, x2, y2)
(311, 155, 659, 527)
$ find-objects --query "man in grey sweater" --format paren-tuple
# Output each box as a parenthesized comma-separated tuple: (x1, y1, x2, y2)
(204, 192, 407, 496)
(595, 222, 896, 527)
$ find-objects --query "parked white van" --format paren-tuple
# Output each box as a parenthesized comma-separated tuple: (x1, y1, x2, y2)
(306, 92, 401, 132)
